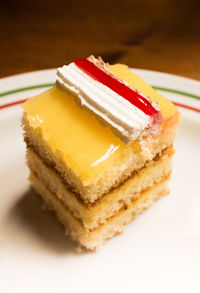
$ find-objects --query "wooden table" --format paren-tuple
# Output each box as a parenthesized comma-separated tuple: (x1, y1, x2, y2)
(1, 0, 200, 80)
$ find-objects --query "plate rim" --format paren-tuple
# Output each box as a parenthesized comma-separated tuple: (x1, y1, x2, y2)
(0, 68, 200, 113)
(1, 67, 200, 84)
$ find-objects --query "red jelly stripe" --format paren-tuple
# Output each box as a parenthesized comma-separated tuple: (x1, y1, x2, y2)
(75, 58, 158, 116)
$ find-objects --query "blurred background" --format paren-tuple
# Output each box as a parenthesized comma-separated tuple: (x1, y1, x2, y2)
(0, 0, 200, 79)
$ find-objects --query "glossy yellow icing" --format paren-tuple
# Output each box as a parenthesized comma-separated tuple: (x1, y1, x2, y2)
(23, 87, 123, 178)
(23, 64, 177, 179)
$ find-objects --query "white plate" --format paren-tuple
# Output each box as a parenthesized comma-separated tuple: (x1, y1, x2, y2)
(0, 69, 200, 293)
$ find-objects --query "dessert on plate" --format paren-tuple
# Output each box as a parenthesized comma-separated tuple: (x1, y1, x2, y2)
(22, 56, 180, 250)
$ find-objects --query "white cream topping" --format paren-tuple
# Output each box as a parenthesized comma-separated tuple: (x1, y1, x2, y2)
(56, 62, 153, 144)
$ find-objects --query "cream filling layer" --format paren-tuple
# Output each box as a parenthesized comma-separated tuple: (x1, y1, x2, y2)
(56, 62, 152, 144)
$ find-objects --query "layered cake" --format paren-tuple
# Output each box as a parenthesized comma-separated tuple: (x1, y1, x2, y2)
(22, 56, 180, 250)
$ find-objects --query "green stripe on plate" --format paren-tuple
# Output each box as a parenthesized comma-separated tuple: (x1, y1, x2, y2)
(0, 83, 54, 98)
(0, 83, 200, 101)
(153, 86, 200, 101)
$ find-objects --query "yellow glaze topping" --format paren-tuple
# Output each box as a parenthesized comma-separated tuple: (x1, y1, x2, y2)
(23, 64, 177, 179)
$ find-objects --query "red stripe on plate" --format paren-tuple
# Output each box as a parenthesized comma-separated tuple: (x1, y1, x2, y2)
(173, 102, 200, 113)
(0, 98, 199, 114)
(0, 99, 28, 110)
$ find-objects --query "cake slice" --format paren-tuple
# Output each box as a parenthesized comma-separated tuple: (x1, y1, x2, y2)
(22, 56, 180, 250)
